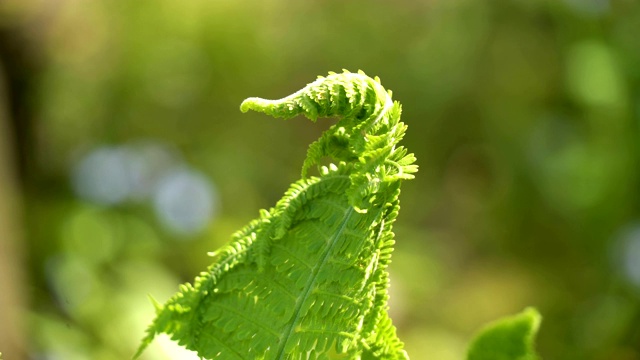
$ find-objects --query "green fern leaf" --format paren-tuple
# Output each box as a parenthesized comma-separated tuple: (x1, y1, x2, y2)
(135, 70, 416, 359)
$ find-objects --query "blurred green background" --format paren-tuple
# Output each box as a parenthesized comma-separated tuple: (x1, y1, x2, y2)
(1, 0, 639, 359)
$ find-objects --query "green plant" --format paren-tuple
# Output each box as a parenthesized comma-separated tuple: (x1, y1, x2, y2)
(467, 308, 541, 360)
(135, 70, 541, 359)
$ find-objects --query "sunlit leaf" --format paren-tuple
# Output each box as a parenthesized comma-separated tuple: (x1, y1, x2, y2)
(467, 307, 542, 360)
(136, 71, 416, 359)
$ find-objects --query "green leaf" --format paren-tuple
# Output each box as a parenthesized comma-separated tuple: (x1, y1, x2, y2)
(135, 70, 415, 359)
(466, 307, 542, 360)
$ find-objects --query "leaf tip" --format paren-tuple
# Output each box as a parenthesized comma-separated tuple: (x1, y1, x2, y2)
(466, 307, 542, 360)
(240, 98, 254, 113)
(147, 294, 163, 312)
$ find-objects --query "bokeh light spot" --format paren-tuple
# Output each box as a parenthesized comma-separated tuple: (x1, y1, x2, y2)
(614, 224, 640, 289)
(71, 142, 181, 205)
(153, 168, 217, 236)
(565, 40, 623, 107)
(71, 147, 133, 205)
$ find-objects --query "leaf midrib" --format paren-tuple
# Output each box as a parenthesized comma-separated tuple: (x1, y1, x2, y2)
(274, 206, 355, 359)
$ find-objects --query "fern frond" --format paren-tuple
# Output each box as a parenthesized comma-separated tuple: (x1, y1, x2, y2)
(136, 70, 416, 359)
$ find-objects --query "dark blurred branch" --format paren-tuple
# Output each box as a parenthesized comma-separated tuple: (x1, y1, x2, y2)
(0, 63, 26, 360)
(0, 24, 38, 182)
(0, 22, 41, 360)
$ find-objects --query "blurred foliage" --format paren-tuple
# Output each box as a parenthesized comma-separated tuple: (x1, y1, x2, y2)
(1, 0, 640, 359)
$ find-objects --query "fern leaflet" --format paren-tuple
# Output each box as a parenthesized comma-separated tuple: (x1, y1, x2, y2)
(135, 70, 417, 359)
